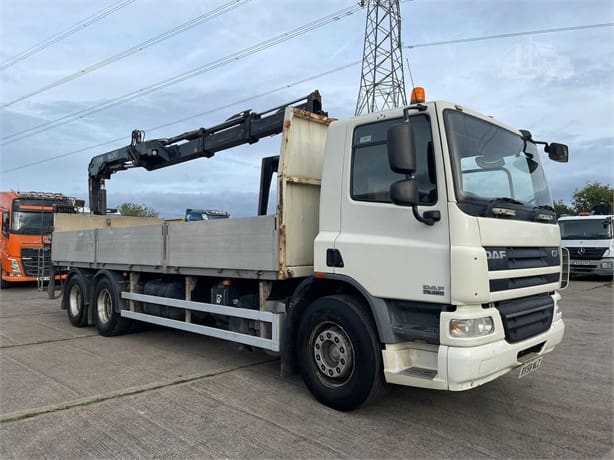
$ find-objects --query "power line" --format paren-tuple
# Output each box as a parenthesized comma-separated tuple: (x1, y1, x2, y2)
(0, 0, 136, 71)
(0, 3, 363, 146)
(1, 20, 610, 171)
(0, 61, 360, 175)
(406, 22, 613, 49)
(1, 0, 251, 108)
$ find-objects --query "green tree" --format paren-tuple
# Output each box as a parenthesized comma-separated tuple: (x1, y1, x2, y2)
(571, 181, 613, 214)
(553, 200, 574, 218)
(118, 202, 159, 218)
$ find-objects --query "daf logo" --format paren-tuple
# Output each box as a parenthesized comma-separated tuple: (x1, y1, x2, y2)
(577, 247, 586, 255)
(486, 250, 507, 259)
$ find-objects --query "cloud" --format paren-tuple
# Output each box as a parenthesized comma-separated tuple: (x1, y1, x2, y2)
(1, 0, 612, 217)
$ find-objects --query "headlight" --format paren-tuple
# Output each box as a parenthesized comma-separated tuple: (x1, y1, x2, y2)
(8, 258, 20, 274)
(601, 261, 613, 269)
(450, 317, 494, 338)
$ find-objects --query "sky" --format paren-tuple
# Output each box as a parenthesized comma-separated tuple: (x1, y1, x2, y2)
(0, 0, 612, 218)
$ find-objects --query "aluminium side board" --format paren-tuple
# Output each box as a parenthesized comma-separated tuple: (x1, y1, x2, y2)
(52, 108, 333, 281)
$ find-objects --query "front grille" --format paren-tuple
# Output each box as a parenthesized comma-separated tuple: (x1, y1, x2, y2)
(20, 247, 51, 277)
(568, 247, 607, 260)
(495, 294, 554, 343)
(486, 246, 560, 271)
(490, 273, 559, 292)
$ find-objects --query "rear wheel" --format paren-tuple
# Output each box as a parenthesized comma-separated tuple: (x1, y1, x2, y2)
(297, 295, 385, 411)
(93, 276, 131, 337)
(63, 275, 88, 327)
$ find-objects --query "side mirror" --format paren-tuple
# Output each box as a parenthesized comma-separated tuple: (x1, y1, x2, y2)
(1, 213, 8, 235)
(547, 143, 568, 163)
(387, 123, 416, 174)
(390, 179, 418, 207)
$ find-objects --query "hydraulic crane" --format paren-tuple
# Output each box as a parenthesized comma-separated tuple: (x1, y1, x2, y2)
(88, 91, 324, 215)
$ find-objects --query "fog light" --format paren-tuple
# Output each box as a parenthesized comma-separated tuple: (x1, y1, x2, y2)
(450, 317, 494, 338)
(8, 258, 20, 274)
(601, 261, 613, 269)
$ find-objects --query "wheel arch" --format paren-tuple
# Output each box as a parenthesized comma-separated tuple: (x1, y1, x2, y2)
(62, 268, 94, 310)
(282, 274, 395, 376)
(91, 270, 128, 315)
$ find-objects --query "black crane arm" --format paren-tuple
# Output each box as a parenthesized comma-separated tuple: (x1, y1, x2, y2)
(88, 91, 324, 215)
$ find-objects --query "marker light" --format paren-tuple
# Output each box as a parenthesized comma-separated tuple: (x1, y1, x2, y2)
(410, 87, 426, 104)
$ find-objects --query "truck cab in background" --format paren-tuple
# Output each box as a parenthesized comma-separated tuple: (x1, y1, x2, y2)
(1, 191, 79, 288)
(185, 208, 230, 221)
(558, 215, 614, 277)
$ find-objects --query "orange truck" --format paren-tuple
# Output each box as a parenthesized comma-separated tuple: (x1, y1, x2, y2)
(1, 191, 79, 288)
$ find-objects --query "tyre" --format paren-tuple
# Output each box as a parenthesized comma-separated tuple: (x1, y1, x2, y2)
(0, 269, 8, 289)
(63, 275, 88, 327)
(92, 276, 131, 337)
(297, 295, 386, 411)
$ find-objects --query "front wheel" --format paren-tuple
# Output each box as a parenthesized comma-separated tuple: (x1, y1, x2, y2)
(1, 269, 9, 289)
(297, 295, 385, 411)
(92, 276, 131, 337)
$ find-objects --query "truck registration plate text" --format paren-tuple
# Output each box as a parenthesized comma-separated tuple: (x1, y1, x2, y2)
(571, 260, 591, 266)
(518, 357, 542, 379)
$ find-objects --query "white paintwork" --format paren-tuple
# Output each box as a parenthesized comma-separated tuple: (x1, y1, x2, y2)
(320, 105, 451, 302)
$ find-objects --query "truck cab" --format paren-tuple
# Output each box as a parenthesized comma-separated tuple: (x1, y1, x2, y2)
(1, 191, 78, 288)
(185, 208, 230, 221)
(558, 215, 613, 277)
(314, 99, 567, 391)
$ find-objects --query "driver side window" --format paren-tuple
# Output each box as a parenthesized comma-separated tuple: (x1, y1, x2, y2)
(351, 114, 437, 205)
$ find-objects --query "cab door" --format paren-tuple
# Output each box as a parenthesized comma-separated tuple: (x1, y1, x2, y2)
(333, 108, 451, 303)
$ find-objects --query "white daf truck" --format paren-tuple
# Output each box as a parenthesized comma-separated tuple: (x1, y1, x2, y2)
(52, 90, 569, 410)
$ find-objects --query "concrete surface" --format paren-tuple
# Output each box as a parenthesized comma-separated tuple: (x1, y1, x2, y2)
(0, 279, 612, 458)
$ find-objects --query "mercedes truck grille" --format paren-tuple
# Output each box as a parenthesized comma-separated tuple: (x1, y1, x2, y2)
(568, 247, 607, 260)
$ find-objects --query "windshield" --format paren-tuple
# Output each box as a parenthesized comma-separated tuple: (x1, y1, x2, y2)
(559, 219, 612, 240)
(185, 211, 229, 221)
(11, 211, 53, 235)
(445, 110, 553, 218)
(186, 211, 204, 221)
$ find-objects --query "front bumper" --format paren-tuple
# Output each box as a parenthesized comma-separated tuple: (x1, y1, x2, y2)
(383, 318, 565, 390)
(569, 259, 614, 276)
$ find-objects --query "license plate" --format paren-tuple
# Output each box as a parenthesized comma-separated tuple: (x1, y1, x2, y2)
(518, 357, 542, 379)
(571, 260, 591, 266)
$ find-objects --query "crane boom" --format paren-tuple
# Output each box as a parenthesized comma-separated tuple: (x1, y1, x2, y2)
(88, 91, 324, 215)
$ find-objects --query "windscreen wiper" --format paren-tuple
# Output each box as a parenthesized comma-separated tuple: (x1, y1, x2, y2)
(488, 197, 525, 206)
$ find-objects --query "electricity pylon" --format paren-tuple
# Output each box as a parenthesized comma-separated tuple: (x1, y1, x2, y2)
(355, 0, 407, 115)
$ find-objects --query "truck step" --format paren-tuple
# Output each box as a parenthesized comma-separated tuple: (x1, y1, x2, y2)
(397, 367, 437, 380)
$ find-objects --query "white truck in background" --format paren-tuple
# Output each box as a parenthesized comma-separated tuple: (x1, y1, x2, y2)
(559, 215, 614, 277)
(52, 89, 570, 410)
